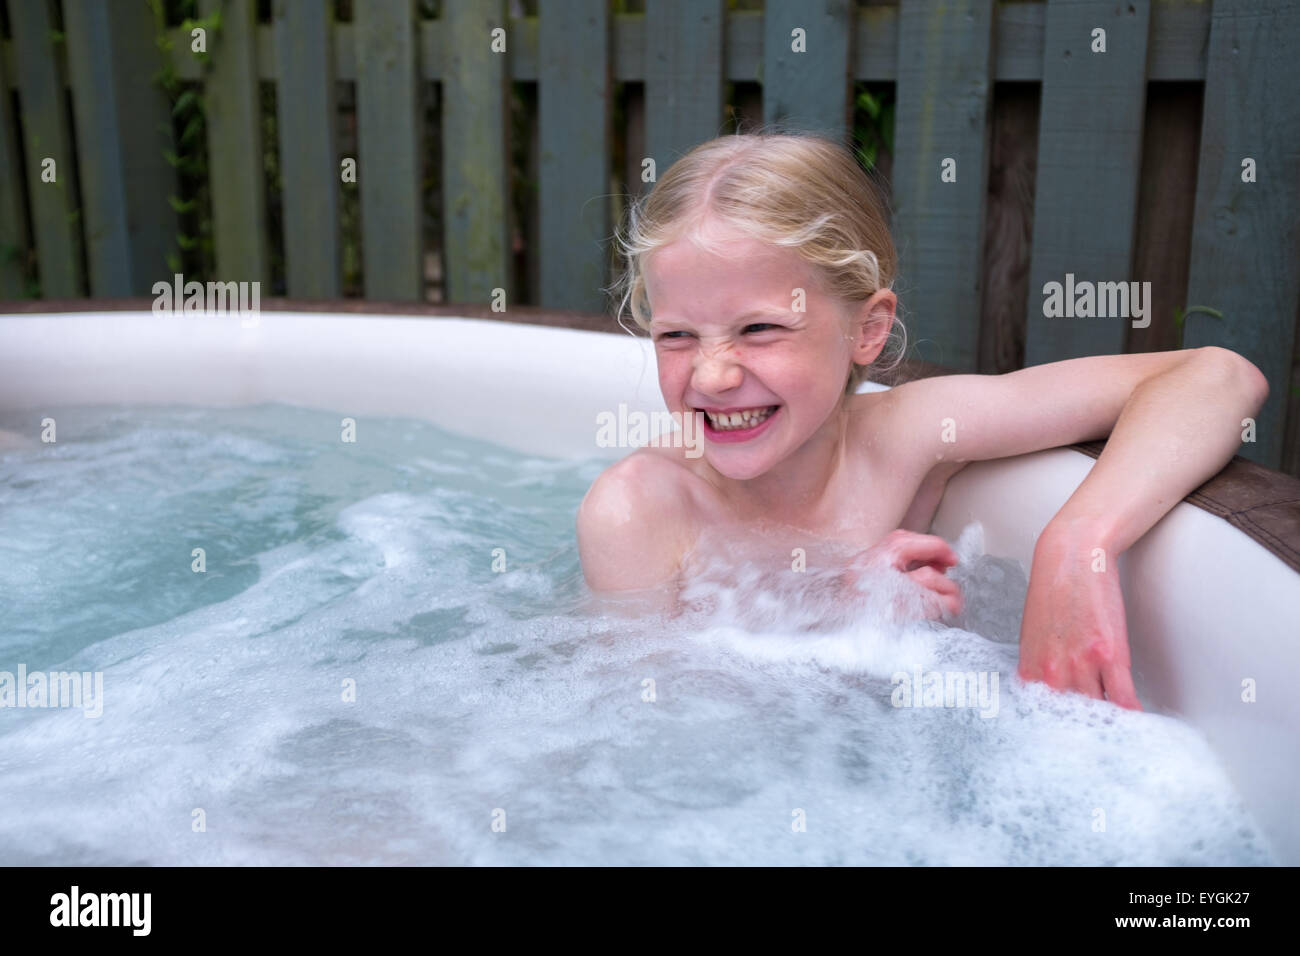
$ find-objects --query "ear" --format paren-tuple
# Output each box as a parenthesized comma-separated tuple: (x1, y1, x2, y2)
(847, 289, 896, 366)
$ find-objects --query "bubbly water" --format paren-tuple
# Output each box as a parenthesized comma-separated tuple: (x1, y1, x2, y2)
(0, 404, 1275, 865)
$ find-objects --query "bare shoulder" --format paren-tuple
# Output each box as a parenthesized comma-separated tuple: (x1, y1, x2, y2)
(846, 386, 928, 471)
(577, 447, 701, 592)
(846, 384, 968, 490)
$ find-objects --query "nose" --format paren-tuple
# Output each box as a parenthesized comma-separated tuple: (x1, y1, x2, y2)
(691, 341, 745, 396)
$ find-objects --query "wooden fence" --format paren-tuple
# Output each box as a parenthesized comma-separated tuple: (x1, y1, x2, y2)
(1, 0, 1298, 472)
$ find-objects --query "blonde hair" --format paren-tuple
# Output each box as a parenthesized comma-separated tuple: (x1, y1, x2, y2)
(607, 128, 905, 394)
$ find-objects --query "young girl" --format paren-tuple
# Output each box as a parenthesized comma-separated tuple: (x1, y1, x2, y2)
(578, 131, 1267, 711)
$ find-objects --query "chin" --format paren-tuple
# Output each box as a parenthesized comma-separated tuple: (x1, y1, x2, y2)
(704, 450, 776, 482)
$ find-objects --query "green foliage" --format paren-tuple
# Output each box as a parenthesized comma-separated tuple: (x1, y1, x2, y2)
(148, 0, 219, 281)
(853, 87, 895, 172)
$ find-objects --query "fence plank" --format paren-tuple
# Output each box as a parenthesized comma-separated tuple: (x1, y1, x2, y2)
(439, 0, 510, 304)
(1184, 0, 1300, 469)
(644, 0, 724, 169)
(274, 0, 340, 298)
(9, 0, 82, 297)
(892, 0, 995, 371)
(0, 38, 28, 298)
(539, 0, 610, 313)
(1024, 0, 1150, 366)
(201, 0, 268, 284)
(154, 4, 1213, 85)
(763, 0, 854, 139)
(63, 0, 175, 296)
(354, 0, 423, 301)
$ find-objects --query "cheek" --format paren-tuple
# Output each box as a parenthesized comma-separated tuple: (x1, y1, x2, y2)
(656, 350, 692, 390)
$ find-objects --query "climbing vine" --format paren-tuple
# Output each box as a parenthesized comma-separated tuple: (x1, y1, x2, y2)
(147, 0, 221, 279)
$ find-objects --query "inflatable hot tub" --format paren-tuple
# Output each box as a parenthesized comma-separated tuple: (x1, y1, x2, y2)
(1, 307, 1297, 863)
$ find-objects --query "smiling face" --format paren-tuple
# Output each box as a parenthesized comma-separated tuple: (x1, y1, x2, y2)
(643, 218, 893, 483)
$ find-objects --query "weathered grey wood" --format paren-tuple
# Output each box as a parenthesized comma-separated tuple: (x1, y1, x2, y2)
(991, 0, 1044, 82)
(1147, 0, 1212, 81)
(763, 0, 854, 139)
(1024, 0, 1150, 366)
(63, 0, 176, 296)
(355, 0, 423, 300)
(0, 38, 28, 298)
(201, 0, 269, 284)
(892, 0, 995, 371)
(538, 0, 610, 313)
(853, 4, 898, 83)
(644, 0, 724, 169)
(1184, 0, 1300, 469)
(159, 4, 1212, 84)
(274, 0, 340, 298)
(9, 0, 82, 296)
(439, 0, 510, 304)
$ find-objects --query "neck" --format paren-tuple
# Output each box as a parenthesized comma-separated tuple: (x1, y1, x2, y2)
(705, 399, 853, 531)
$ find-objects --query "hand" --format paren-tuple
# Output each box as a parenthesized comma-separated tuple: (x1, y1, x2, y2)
(845, 529, 963, 620)
(1017, 523, 1142, 710)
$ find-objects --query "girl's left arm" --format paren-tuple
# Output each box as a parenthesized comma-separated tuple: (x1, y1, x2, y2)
(878, 345, 1269, 708)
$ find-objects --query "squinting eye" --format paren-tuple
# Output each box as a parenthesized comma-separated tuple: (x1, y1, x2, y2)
(744, 323, 780, 333)
(656, 330, 691, 340)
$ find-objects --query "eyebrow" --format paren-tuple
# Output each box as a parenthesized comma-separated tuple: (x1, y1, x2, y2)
(651, 306, 793, 327)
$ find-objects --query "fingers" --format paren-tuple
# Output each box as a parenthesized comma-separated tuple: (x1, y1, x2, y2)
(887, 532, 959, 573)
(1072, 667, 1106, 702)
(1018, 656, 1144, 711)
(1101, 662, 1143, 711)
(906, 565, 964, 617)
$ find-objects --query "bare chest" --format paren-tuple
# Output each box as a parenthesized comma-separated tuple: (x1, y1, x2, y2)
(681, 457, 944, 574)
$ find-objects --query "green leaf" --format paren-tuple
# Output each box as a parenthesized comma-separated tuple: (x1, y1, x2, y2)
(857, 90, 881, 121)
(168, 194, 197, 214)
(173, 89, 197, 117)
(177, 233, 198, 251)
(180, 115, 204, 146)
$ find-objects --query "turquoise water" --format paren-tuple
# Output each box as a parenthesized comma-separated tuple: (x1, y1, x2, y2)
(0, 403, 1276, 864)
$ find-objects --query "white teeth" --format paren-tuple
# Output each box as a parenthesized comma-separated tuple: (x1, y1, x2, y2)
(704, 406, 776, 431)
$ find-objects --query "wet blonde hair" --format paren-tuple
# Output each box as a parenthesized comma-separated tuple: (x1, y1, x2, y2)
(607, 128, 905, 395)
